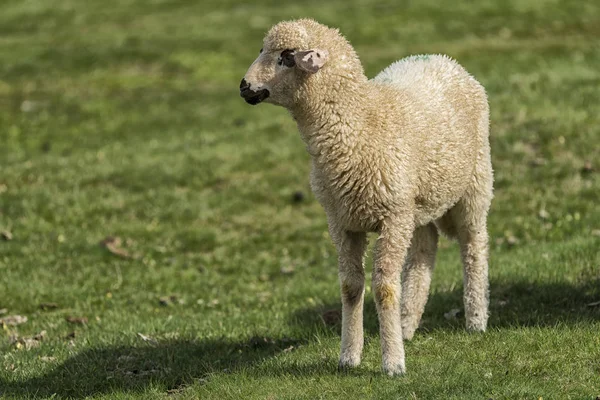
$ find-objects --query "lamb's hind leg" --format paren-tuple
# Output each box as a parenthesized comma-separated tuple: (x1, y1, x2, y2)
(455, 201, 490, 331)
(334, 229, 368, 369)
(401, 223, 438, 340)
(454, 150, 493, 331)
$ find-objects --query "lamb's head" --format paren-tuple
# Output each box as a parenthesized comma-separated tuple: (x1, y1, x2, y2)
(240, 19, 364, 109)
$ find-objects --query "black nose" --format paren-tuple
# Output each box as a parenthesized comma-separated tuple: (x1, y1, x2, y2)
(239, 78, 270, 105)
(242, 88, 270, 105)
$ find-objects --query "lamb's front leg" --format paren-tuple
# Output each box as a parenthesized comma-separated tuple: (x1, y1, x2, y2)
(372, 219, 414, 376)
(335, 230, 367, 369)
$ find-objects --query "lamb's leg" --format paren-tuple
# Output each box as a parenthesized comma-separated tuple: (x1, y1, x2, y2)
(372, 218, 414, 376)
(456, 144, 493, 332)
(401, 223, 438, 340)
(436, 204, 489, 331)
(335, 230, 367, 369)
(457, 213, 490, 332)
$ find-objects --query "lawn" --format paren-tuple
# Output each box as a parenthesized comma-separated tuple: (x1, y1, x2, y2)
(0, 0, 599, 398)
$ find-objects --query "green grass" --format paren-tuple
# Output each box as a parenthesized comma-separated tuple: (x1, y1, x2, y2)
(1, 0, 599, 398)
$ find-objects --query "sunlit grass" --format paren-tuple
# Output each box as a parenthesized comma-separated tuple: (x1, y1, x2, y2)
(0, 0, 599, 398)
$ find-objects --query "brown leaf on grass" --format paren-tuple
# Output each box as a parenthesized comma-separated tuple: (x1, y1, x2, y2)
(33, 330, 47, 341)
(506, 236, 519, 246)
(18, 338, 41, 350)
(538, 209, 550, 220)
(159, 297, 170, 306)
(1, 230, 12, 241)
(99, 236, 131, 259)
(65, 331, 76, 339)
(66, 316, 88, 325)
(280, 265, 295, 275)
(12, 330, 46, 350)
(321, 309, 342, 326)
(0, 315, 27, 326)
(39, 302, 59, 311)
(159, 295, 179, 306)
(40, 356, 57, 362)
(581, 160, 594, 175)
(8, 333, 19, 344)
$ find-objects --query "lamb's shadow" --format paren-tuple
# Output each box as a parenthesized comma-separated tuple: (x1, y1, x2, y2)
(292, 279, 600, 336)
(0, 336, 304, 399)
(3, 280, 598, 398)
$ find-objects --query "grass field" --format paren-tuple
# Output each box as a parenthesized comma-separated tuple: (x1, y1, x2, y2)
(1, 0, 599, 398)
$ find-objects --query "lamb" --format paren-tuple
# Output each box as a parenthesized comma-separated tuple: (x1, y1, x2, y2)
(239, 18, 493, 376)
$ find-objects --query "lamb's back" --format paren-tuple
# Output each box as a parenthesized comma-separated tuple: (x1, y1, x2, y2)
(371, 54, 489, 224)
(373, 54, 487, 129)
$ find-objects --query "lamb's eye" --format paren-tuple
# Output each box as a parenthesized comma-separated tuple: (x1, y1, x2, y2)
(259, 48, 263, 54)
(279, 49, 296, 67)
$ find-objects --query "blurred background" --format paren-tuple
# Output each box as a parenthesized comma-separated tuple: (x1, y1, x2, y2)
(0, 0, 599, 398)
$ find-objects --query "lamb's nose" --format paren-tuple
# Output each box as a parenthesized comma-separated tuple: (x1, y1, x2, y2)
(240, 78, 250, 91)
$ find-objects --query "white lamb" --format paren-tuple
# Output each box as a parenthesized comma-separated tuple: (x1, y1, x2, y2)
(239, 19, 493, 376)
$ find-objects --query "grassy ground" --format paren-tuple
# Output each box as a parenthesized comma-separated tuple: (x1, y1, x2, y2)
(1, 0, 599, 398)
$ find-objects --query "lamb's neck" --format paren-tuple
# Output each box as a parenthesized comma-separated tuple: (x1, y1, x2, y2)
(291, 79, 369, 164)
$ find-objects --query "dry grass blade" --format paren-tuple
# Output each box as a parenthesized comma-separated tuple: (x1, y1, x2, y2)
(137, 332, 158, 345)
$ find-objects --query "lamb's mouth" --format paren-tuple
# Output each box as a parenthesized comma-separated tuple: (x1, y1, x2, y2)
(240, 88, 270, 105)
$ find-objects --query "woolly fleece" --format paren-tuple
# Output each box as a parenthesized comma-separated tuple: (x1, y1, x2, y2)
(241, 19, 493, 376)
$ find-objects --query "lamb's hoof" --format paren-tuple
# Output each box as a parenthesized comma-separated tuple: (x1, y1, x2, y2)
(382, 361, 406, 376)
(383, 357, 406, 376)
(402, 330, 415, 341)
(466, 318, 487, 332)
(465, 308, 488, 332)
(401, 323, 418, 341)
(338, 355, 361, 372)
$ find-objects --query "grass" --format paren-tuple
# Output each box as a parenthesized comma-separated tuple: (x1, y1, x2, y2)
(0, 0, 599, 398)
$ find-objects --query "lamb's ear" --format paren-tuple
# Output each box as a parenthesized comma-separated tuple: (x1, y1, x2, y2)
(294, 49, 329, 73)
